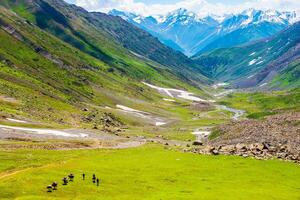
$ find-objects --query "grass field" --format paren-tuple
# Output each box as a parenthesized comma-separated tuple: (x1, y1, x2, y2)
(219, 88, 300, 119)
(0, 144, 299, 200)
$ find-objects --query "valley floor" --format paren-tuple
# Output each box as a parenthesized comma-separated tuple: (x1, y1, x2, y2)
(0, 85, 299, 199)
(0, 145, 300, 200)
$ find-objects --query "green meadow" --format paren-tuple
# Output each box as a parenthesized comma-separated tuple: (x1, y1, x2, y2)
(219, 88, 300, 119)
(0, 145, 299, 200)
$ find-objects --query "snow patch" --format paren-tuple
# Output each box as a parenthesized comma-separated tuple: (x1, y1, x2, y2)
(142, 82, 207, 102)
(155, 122, 167, 126)
(256, 60, 264, 65)
(249, 57, 262, 66)
(6, 118, 28, 124)
(249, 59, 257, 66)
(116, 104, 167, 126)
(259, 83, 267, 87)
(116, 105, 145, 113)
(0, 125, 88, 138)
(212, 82, 229, 89)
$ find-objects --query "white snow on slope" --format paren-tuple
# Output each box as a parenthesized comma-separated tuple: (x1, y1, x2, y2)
(0, 125, 88, 138)
(6, 118, 28, 123)
(249, 59, 257, 66)
(256, 60, 264, 65)
(116, 105, 167, 126)
(142, 82, 207, 102)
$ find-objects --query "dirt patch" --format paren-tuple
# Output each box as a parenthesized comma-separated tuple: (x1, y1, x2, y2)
(190, 102, 214, 112)
(0, 96, 20, 104)
(0, 141, 94, 150)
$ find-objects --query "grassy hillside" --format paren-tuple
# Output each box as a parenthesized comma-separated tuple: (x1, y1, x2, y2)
(1, 0, 208, 85)
(0, 1, 210, 129)
(270, 60, 300, 89)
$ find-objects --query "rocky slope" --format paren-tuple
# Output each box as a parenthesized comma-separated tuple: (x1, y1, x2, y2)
(190, 112, 300, 163)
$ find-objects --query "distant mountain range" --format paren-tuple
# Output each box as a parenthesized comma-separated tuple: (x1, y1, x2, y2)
(109, 8, 300, 56)
(192, 21, 300, 89)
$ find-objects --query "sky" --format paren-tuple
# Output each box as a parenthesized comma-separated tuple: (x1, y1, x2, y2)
(64, 0, 300, 16)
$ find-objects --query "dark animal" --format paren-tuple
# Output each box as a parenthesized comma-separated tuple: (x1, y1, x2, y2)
(68, 174, 74, 181)
(82, 173, 85, 180)
(62, 177, 68, 185)
(52, 182, 58, 190)
(92, 174, 96, 183)
(46, 185, 53, 192)
(96, 178, 100, 186)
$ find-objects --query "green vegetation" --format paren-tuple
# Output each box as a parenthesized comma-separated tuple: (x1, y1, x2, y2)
(0, 2, 299, 199)
(208, 128, 223, 140)
(0, 3, 209, 131)
(220, 89, 300, 119)
(0, 145, 300, 200)
(271, 60, 300, 88)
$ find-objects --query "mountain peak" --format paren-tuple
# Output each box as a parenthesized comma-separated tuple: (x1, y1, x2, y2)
(241, 8, 260, 17)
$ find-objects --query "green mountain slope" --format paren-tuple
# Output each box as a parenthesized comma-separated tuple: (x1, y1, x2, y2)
(1, 0, 208, 85)
(192, 22, 300, 89)
(0, 1, 209, 128)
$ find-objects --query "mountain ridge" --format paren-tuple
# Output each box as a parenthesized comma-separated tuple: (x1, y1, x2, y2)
(110, 8, 300, 56)
(192, 21, 300, 89)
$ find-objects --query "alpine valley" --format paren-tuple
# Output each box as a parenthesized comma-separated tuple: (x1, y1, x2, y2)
(0, 0, 299, 199)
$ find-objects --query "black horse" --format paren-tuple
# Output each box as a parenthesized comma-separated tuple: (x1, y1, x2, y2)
(52, 182, 58, 190)
(62, 177, 68, 185)
(68, 174, 75, 182)
(92, 174, 96, 183)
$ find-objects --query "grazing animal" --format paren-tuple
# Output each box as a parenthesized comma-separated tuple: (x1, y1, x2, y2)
(68, 174, 75, 181)
(82, 173, 85, 180)
(52, 182, 58, 190)
(46, 185, 53, 192)
(96, 178, 100, 186)
(92, 174, 96, 183)
(62, 177, 68, 185)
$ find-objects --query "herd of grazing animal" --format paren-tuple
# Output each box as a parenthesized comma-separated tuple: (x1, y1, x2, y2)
(46, 173, 100, 192)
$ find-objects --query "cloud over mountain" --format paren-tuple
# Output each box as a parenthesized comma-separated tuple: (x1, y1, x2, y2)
(73, 0, 300, 16)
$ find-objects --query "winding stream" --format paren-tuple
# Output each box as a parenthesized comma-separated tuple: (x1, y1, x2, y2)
(217, 105, 246, 121)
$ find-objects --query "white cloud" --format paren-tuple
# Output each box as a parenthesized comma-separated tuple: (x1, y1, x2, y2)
(74, 0, 300, 16)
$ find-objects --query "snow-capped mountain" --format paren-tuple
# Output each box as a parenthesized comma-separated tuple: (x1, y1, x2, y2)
(109, 8, 300, 56)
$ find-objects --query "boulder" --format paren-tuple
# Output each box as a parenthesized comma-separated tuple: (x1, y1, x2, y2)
(236, 143, 247, 151)
(192, 141, 203, 146)
(211, 149, 219, 155)
(220, 145, 235, 153)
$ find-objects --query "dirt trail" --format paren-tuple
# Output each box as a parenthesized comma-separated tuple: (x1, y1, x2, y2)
(0, 168, 33, 180)
(0, 161, 64, 181)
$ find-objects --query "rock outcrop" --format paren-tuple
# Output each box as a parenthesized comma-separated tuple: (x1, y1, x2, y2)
(189, 142, 300, 164)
